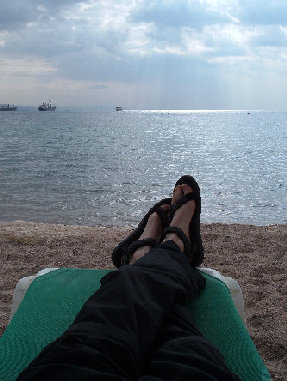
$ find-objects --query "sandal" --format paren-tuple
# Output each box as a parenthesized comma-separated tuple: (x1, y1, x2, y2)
(112, 198, 172, 267)
(164, 175, 204, 267)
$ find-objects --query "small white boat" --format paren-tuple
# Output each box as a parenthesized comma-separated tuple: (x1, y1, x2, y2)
(38, 101, 56, 111)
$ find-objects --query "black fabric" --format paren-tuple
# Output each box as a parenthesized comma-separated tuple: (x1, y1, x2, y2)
(163, 226, 192, 260)
(155, 206, 170, 231)
(127, 238, 158, 258)
(17, 245, 240, 381)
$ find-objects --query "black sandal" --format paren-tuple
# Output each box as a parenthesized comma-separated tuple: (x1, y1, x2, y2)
(112, 198, 172, 267)
(165, 175, 204, 267)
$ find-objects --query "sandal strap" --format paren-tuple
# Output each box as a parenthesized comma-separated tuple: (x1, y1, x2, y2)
(127, 238, 158, 255)
(163, 226, 192, 260)
(121, 239, 158, 265)
(155, 205, 170, 229)
(137, 198, 172, 237)
(170, 192, 200, 221)
(112, 197, 171, 268)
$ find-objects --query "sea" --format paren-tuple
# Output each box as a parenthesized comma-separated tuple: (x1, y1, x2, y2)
(0, 109, 286, 227)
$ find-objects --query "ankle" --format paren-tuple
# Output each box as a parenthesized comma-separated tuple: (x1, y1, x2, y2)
(164, 233, 184, 253)
(130, 245, 152, 264)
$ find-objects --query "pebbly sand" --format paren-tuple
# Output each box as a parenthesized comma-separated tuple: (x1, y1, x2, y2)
(0, 221, 286, 379)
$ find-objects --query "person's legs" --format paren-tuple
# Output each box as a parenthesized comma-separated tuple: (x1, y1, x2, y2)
(17, 180, 239, 380)
(17, 195, 205, 381)
(140, 305, 240, 380)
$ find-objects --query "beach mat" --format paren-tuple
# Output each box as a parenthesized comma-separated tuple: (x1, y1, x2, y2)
(0, 268, 270, 380)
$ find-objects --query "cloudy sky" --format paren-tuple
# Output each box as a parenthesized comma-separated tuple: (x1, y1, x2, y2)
(1, 0, 287, 109)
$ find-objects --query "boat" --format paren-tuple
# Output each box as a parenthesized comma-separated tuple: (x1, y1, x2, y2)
(116, 106, 123, 111)
(0, 104, 17, 111)
(38, 101, 56, 111)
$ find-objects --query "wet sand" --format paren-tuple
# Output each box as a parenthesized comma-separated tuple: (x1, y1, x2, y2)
(0, 221, 286, 379)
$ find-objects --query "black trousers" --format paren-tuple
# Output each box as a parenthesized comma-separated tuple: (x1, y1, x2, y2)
(17, 243, 240, 380)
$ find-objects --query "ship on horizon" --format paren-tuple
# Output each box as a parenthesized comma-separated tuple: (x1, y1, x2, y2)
(38, 101, 56, 111)
(0, 104, 17, 111)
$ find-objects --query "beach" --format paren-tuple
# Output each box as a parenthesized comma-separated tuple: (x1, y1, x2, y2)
(0, 221, 286, 379)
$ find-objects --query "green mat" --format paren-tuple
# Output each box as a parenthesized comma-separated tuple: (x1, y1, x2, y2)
(0, 268, 270, 380)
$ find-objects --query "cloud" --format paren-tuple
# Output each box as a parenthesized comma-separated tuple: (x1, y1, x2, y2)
(238, 0, 287, 26)
(0, 57, 56, 76)
(249, 26, 287, 48)
(0, 1, 83, 31)
(0, 0, 287, 109)
(0, 2, 37, 30)
(88, 84, 108, 90)
(130, 0, 234, 29)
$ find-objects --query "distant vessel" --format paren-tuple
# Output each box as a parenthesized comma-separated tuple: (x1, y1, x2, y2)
(38, 101, 56, 111)
(0, 104, 17, 111)
(116, 106, 123, 111)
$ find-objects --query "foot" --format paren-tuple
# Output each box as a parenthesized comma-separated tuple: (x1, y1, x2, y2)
(163, 184, 195, 253)
(129, 204, 170, 264)
(129, 184, 188, 264)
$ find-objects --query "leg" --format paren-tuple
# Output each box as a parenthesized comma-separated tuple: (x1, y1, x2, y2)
(17, 178, 238, 380)
(141, 303, 240, 380)
(17, 210, 204, 380)
(140, 184, 240, 380)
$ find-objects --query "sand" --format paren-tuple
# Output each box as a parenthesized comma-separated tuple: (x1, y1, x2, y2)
(0, 221, 286, 379)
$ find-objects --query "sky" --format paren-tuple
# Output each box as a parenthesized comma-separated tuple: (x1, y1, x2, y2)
(1, 0, 287, 110)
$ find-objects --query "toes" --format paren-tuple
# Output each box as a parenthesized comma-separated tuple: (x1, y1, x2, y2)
(181, 184, 193, 195)
(161, 204, 170, 213)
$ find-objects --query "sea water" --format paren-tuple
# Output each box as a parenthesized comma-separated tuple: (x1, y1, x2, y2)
(0, 109, 286, 226)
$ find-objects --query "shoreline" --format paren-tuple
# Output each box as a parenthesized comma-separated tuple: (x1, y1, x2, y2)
(1, 218, 285, 228)
(0, 220, 286, 379)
